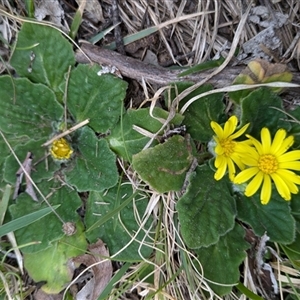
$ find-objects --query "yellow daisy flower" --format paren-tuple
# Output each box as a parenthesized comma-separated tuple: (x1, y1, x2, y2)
(234, 127, 300, 204)
(50, 138, 73, 160)
(210, 115, 250, 181)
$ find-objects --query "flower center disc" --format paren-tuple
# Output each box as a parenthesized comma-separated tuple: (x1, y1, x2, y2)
(220, 139, 235, 157)
(258, 154, 278, 174)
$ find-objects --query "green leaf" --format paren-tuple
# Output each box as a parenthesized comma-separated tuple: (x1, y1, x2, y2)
(176, 165, 236, 248)
(98, 262, 132, 300)
(281, 233, 300, 269)
(178, 57, 225, 77)
(287, 107, 300, 146)
(69, 5, 83, 40)
(9, 180, 83, 253)
(25, 0, 35, 18)
(0, 184, 11, 226)
(0, 205, 60, 238)
(3, 138, 61, 185)
(0, 135, 30, 186)
(240, 88, 290, 138)
(85, 184, 153, 261)
(132, 135, 194, 193)
(89, 24, 120, 44)
(24, 222, 87, 294)
(236, 191, 295, 244)
(169, 82, 225, 142)
(236, 282, 264, 300)
(108, 107, 184, 161)
(194, 224, 249, 296)
(290, 193, 300, 232)
(67, 64, 127, 132)
(65, 126, 118, 192)
(10, 23, 75, 98)
(0, 76, 63, 139)
(229, 59, 293, 103)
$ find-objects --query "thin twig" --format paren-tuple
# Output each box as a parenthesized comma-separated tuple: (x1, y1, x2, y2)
(42, 119, 90, 147)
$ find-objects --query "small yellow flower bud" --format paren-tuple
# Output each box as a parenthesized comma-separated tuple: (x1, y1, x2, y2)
(50, 138, 73, 160)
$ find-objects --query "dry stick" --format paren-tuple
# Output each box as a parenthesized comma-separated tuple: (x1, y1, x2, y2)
(76, 44, 300, 87)
(0, 130, 65, 224)
(42, 119, 90, 147)
(76, 43, 242, 87)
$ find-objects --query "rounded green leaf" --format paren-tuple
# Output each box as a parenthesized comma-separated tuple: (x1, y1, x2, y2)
(286, 106, 300, 146)
(85, 184, 153, 261)
(290, 192, 300, 230)
(236, 190, 295, 244)
(167, 82, 225, 142)
(108, 107, 184, 161)
(67, 64, 128, 132)
(176, 165, 236, 248)
(9, 180, 83, 253)
(0, 136, 28, 183)
(281, 233, 300, 269)
(240, 87, 291, 138)
(65, 126, 118, 191)
(0, 76, 63, 139)
(10, 23, 75, 97)
(194, 224, 249, 296)
(3, 138, 61, 185)
(132, 135, 194, 193)
(24, 222, 87, 294)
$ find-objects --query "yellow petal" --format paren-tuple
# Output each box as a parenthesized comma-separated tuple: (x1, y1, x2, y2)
(274, 135, 294, 156)
(215, 143, 225, 155)
(230, 152, 245, 171)
(214, 158, 227, 180)
(230, 122, 250, 140)
(210, 121, 224, 139)
(239, 155, 258, 167)
(246, 134, 264, 155)
(283, 178, 299, 194)
(215, 155, 225, 168)
(278, 150, 300, 162)
(260, 174, 272, 204)
(260, 128, 271, 153)
(234, 167, 259, 184)
(227, 158, 236, 181)
(223, 116, 238, 137)
(279, 161, 300, 171)
(270, 173, 291, 200)
(245, 172, 263, 197)
(276, 169, 300, 184)
(270, 129, 286, 154)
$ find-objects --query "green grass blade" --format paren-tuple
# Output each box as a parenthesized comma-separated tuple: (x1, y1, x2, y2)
(178, 57, 225, 77)
(104, 27, 158, 50)
(69, 6, 83, 40)
(98, 262, 131, 299)
(0, 205, 60, 237)
(25, 0, 35, 18)
(236, 282, 264, 300)
(89, 23, 121, 44)
(0, 185, 11, 225)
